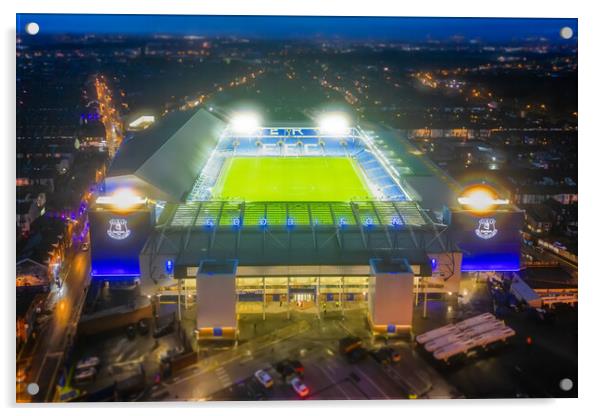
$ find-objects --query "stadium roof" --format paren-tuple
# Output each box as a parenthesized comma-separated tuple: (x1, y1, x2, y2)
(105, 108, 226, 202)
(141, 200, 457, 276)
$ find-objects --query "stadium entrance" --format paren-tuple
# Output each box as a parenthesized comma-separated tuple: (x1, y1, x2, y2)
(232, 276, 368, 316)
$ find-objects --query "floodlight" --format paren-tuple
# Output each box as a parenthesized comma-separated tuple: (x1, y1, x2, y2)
(229, 112, 261, 135)
(318, 113, 350, 136)
(457, 185, 509, 213)
(96, 188, 145, 210)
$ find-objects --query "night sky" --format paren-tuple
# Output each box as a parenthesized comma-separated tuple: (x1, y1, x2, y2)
(17, 14, 577, 43)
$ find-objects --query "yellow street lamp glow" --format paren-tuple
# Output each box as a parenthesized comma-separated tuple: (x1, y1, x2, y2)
(318, 112, 350, 136)
(457, 185, 509, 213)
(229, 112, 261, 135)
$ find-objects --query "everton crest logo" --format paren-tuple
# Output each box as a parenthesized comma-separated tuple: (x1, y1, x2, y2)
(107, 218, 131, 240)
(475, 218, 497, 240)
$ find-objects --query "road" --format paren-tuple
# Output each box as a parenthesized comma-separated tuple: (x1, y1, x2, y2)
(18, 250, 91, 402)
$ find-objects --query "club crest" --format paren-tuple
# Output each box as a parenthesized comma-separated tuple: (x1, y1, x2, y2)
(475, 218, 497, 240)
(107, 218, 131, 240)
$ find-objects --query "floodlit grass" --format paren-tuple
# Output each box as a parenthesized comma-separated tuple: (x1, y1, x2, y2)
(213, 157, 373, 202)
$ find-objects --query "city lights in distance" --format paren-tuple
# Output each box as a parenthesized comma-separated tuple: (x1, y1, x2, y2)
(229, 112, 261, 135)
(318, 112, 350, 136)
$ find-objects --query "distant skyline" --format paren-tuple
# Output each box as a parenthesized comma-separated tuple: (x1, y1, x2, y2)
(17, 14, 577, 43)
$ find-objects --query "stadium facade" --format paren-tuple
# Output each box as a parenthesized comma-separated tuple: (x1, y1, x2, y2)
(89, 107, 523, 339)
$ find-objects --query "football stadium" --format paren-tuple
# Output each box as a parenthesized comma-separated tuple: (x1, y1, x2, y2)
(89, 107, 523, 339)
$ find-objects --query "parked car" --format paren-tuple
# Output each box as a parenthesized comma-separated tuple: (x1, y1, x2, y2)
(254, 369, 274, 388)
(289, 360, 304, 376)
(76, 356, 100, 371)
(528, 307, 556, 325)
(153, 321, 175, 338)
(371, 347, 400, 365)
(339, 336, 368, 363)
(74, 367, 97, 385)
(246, 382, 267, 400)
(138, 319, 149, 336)
(126, 325, 136, 340)
(276, 359, 303, 378)
(290, 376, 309, 398)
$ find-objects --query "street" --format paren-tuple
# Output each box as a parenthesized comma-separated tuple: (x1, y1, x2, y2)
(17, 250, 91, 402)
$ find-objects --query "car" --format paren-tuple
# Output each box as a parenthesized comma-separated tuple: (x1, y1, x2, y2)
(153, 321, 175, 338)
(389, 349, 401, 362)
(527, 307, 556, 324)
(346, 347, 368, 363)
(81, 242, 89, 251)
(254, 369, 274, 388)
(371, 347, 401, 364)
(74, 367, 97, 385)
(76, 356, 100, 371)
(290, 376, 309, 398)
(276, 359, 303, 378)
(246, 382, 267, 400)
(138, 319, 149, 335)
(160, 346, 185, 362)
(289, 360, 304, 376)
(275, 363, 297, 383)
(126, 325, 136, 340)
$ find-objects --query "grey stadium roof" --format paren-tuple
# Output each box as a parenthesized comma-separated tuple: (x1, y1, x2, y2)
(105, 108, 226, 202)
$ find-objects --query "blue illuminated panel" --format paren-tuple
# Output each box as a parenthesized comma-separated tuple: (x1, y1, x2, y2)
(89, 208, 152, 278)
(449, 210, 523, 272)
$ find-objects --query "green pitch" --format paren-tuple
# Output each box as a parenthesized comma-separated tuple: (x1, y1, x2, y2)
(213, 157, 373, 202)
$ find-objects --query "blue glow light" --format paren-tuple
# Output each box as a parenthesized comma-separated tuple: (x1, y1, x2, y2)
(339, 218, 347, 228)
(259, 217, 268, 227)
(461, 253, 521, 272)
(165, 259, 174, 274)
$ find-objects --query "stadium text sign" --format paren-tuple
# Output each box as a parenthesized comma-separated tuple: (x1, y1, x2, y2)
(260, 142, 321, 156)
